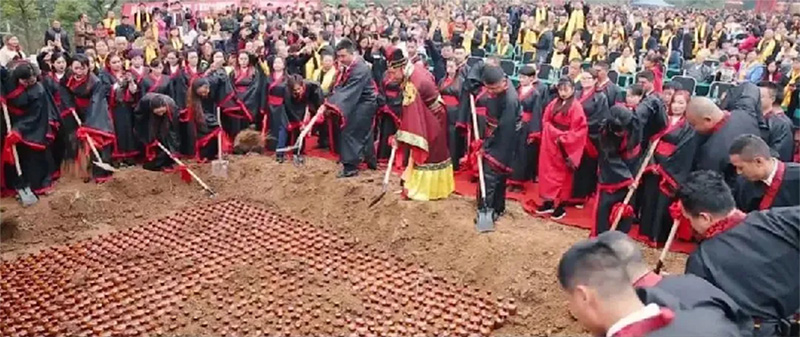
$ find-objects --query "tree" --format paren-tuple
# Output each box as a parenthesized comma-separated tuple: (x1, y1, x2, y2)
(54, 0, 87, 30)
(86, 0, 120, 21)
(1, 0, 44, 52)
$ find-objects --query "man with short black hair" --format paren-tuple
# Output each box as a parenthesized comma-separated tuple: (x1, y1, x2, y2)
(474, 65, 520, 221)
(634, 69, 668, 151)
(680, 170, 799, 337)
(593, 61, 623, 107)
(598, 231, 754, 336)
(756, 81, 795, 161)
(317, 39, 379, 177)
(558, 235, 741, 337)
(729, 134, 800, 212)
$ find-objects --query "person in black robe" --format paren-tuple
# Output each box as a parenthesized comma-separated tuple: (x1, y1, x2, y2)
(570, 68, 609, 206)
(439, 59, 465, 171)
(100, 53, 139, 166)
(475, 65, 519, 221)
(264, 57, 287, 157)
(317, 39, 378, 177)
(593, 61, 623, 107)
(1, 62, 58, 196)
(508, 65, 547, 192)
(757, 82, 795, 161)
(637, 90, 698, 244)
(680, 171, 799, 337)
(375, 75, 402, 162)
(634, 70, 668, 151)
(140, 58, 171, 96)
(135, 93, 179, 171)
(597, 231, 755, 336)
(64, 54, 115, 183)
(187, 68, 237, 161)
(40, 52, 72, 178)
(719, 82, 768, 141)
(593, 105, 641, 235)
(228, 51, 265, 143)
(686, 97, 761, 187)
(283, 74, 324, 162)
(557, 233, 741, 337)
(171, 50, 202, 158)
(729, 134, 800, 212)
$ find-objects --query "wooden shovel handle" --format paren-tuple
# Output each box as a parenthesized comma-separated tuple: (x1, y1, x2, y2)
(1, 103, 23, 176)
(655, 218, 681, 274)
(610, 138, 660, 231)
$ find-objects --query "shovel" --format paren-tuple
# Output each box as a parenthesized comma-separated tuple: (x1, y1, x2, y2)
(156, 141, 217, 197)
(610, 139, 660, 231)
(1, 103, 38, 206)
(368, 144, 397, 207)
(654, 218, 680, 275)
(211, 108, 228, 178)
(69, 109, 117, 173)
(470, 95, 494, 233)
(276, 108, 323, 154)
(292, 107, 312, 166)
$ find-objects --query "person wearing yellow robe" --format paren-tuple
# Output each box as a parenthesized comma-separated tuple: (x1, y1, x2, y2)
(492, 34, 515, 59)
(305, 38, 329, 80)
(312, 52, 337, 95)
(102, 11, 120, 35)
(693, 15, 708, 54)
(134, 4, 152, 32)
(463, 21, 477, 54)
(587, 25, 606, 61)
(780, 59, 800, 107)
(516, 19, 538, 54)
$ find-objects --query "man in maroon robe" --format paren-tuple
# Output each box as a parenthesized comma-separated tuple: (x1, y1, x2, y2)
(384, 49, 454, 200)
(536, 77, 588, 220)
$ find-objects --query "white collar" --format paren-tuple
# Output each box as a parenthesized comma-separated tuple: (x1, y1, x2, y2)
(606, 303, 661, 337)
(763, 158, 779, 186)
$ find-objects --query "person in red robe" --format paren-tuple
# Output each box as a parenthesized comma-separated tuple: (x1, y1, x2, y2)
(536, 77, 588, 220)
(385, 49, 454, 201)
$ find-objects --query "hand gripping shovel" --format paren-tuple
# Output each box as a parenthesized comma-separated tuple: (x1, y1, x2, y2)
(654, 218, 680, 274)
(277, 108, 323, 160)
(211, 108, 228, 178)
(610, 138, 660, 231)
(156, 141, 217, 197)
(69, 109, 117, 173)
(368, 144, 397, 207)
(2, 103, 38, 206)
(470, 95, 494, 233)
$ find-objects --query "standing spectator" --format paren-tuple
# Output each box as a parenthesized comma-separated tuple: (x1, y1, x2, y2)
(165, 1, 186, 31)
(74, 14, 94, 54)
(0, 35, 25, 67)
(44, 21, 71, 53)
(102, 11, 120, 36)
(134, 2, 153, 32)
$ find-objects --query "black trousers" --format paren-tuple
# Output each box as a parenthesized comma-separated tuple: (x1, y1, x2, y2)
(476, 162, 508, 214)
(595, 187, 634, 235)
(3, 146, 54, 193)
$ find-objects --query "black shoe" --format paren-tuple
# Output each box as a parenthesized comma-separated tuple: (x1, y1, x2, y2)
(276, 155, 286, 163)
(336, 169, 358, 178)
(535, 201, 555, 214)
(552, 205, 567, 220)
(366, 157, 378, 170)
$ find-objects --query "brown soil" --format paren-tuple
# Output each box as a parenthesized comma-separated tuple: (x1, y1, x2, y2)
(0, 155, 687, 336)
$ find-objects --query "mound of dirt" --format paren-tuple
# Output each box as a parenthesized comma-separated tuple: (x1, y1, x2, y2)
(0, 155, 687, 335)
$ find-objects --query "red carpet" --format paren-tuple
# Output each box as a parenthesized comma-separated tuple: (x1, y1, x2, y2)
(300, 136, 695, 254)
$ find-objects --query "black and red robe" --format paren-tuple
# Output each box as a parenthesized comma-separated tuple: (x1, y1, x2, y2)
(509, 80, 548, 188)
(135, 93, 180, 171)
(264, 73, 286, 151)
(439, 74, 465, 170)
(194, 70, 239, 161)
(375, 77, 402, 161)
(101, 70, 139, 162)
(170, 65, 201, 157)
(1, 81, 59, 196)
(570, 88, 609, 203)
(42, 71, 73, 175)
(282, 80, 324, 155)
(227, 66, 265, 142)
(734, 161, 800, 212)
(64, 73, 115, 182)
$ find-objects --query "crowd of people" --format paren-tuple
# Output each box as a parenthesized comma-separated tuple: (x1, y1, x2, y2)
(0, 0, 799, 335)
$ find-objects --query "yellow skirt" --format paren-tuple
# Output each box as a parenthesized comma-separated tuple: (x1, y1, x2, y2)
(401, 158, 455, 201)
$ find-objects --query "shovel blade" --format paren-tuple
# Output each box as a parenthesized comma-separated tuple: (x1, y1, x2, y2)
(475, 209, 495, 233)
(211, 160, 229, 178)
(275, 145, 298, 153)
(368, 191, 387, 207)
(17, 187, 38, 207)
(94, 161, 118, 172)
(292, 154, 305, 166)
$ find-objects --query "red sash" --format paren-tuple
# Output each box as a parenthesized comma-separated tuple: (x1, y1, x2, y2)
(703, 210, 746, 239)
(759, 161, 786, 210)
(612, 308, 675, 337)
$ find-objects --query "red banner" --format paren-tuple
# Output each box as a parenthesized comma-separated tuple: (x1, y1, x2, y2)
(122, 0, 315, 16)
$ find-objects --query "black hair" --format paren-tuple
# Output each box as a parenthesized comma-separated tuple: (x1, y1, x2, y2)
(636, 70, 654, 82)
(593, 60, 609, 70)
(441, 42, 453, 49)
(10, 61, 36, 84)
(758, 81, 779, 104)
(72, 53, 91, 68)
(149, 57, 164, 68)
(729, 134, 772, 161)
(556, 76, 574, 89)
(664, 81, 683, 92)
(335, 38, 355, 53)
(677, 171, 736, 217)
(286, 73, 305, 90)
(518, 65, 536, 77)
(627, 84, 645, 97)
(582, 68, 599, 80)
(481, 65, 506, 85)
(557, 239, 632, 298)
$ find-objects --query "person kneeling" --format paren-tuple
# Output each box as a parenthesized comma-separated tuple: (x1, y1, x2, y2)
(136, 93, 180, 171)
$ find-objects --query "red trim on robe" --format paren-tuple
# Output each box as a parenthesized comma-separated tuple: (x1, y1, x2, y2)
(759, 161, 786, 210)
(611, 308, 674, 337)
(703, 210, 746, 239)
(632, 271, 664, 288)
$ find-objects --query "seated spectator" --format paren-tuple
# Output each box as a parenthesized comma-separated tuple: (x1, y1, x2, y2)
(684, 49, 715, 83)
(737, 50, 765, 84)
(762, 60, 782, 83)
(716, 55, 738, 82)
(612, 46, 637, 75)
(776, 39, 798, 72)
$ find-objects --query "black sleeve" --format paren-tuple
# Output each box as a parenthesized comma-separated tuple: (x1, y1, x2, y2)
(684, 251, 711, 282)
(769, 119, 795, 162)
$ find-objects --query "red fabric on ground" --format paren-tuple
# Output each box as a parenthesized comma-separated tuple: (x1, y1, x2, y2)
(300, 136, 695, 254)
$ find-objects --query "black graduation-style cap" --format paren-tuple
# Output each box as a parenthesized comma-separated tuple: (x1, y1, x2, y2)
(387, 48, 407, 69)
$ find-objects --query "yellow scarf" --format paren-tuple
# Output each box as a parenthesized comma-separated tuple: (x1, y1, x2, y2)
(783, 70, 800, 107)
(103, 18, 119, 32)
(565, 7, 585, 41)
(497, 42, 510, 56)
(171, 38, 183, 51)
(552, 52, 565, 69)
(569, 44, 582, 61)
(661, 33, 673, 62)
(519, 29, 538, 53)
(694, 23, 707, 52)
(640, 35, 651, 53)
(463, 29, 475, 54)
(535, 7, 547, 25)
(758, 39, 776, 63)
(480, 25, 489, 49)
(144, 44, 158, 64)
(135, 12, 151, 32)
(313, 67, 337, 94)
(589, 33, 604, 59)
(305, 42, 328, 79)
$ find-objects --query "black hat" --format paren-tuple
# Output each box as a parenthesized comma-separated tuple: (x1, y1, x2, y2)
(387, 48, 407, 69)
